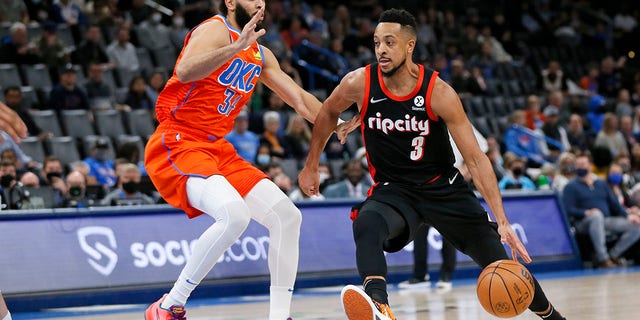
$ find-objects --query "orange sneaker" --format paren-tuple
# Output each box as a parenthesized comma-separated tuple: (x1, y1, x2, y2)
(144, 294, 187, 320)
(341, 285, 396, 320)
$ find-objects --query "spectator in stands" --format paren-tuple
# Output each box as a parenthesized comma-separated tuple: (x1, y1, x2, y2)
(323, 159, 370, 199)
(0, 132, 35, 172)
(0, 22, 40, 64)
(72, 23, 111, 70)
(342, 18, 375, 67)
(525, 95, 545, 130)
(458, 23, 481, 60)
(135, 9, 174, 52)
(0, 148, 36, 176)
(17, 170, 48, 209)
(486, 137, 506, 181)
(259, 111, 290, 160)
(0, 160, 25, 210)
(468, 40, 496, 80)
(3, 86, 50, 140)
(106, 26, 140, 73)
(597, 56, 624, 98)
(477, 24, 511, 62)
(60, 170, 95, 208)
(329, 5, 352, 40)
(620, 115, 638, 155)
(254, 143, 273, 169)
(180, 0, 212, 30)
(145, 70, 166, 109)
(578, 63, 599, 94)
(540, 60, 568, 94)
(541, 106, 571, 158)
(504, 110, 548, 167)
(498, 157, 536, 191)
(615, 88, 633, 118)
(545, 90, 569, 126)
(317, 162, 335, 194)
(83, 137, 116, 189)
(84, 62, 114, 109)
(566, 113, 592, 153)
(48, 64, 91, 114)
(449, 59, 470, 96)
(552, 152, 576, 193)
(225, 110, 260, 163)
(562, 155, 640, 268)
(280, 15, 309, 50)
(284, 114, 311, 161)
(50, 0, 89, 31)
(467, 66, 489, 96)
(594, 113, 628, 157)
(631, 82, 640, 108)
(116, 141, 146, 176)
(305, 4, 329, 42)
(0, 0, 29, 23)
(169, 12, 189, 51)
(608, 162, 640, 216)
(128, 0, 152, 25)
(31, 21, 70, 70)
(272, 172, 293, 196)
(123, 76, 154, 110)
(100, 162, 154, 206)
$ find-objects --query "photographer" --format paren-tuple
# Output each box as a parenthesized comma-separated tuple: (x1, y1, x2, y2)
(0, 160, 30, 210)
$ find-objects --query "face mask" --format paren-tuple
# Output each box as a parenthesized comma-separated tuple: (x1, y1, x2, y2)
(512, 167, 523, 177)
(1, 174, 15, 188)
(608, 173, 623, 185)
(256, 154, 270, 165)
(575, 168, 589, 177)
(122, 181, 139, 194)
(620, 164, 631, 173)
(173, 17, 184, 27)
(151, 13, 162, 23)
(69, 186, 83, 197)
(319, 172, 329, 184)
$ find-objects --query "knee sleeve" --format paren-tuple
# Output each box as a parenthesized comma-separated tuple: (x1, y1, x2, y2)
(244, 179, 301, 288)
(353, 211, 391, 280)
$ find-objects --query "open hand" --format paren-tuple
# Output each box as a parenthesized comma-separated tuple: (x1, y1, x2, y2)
(237, 7, 266, 48)
(498, 223, 532, 263)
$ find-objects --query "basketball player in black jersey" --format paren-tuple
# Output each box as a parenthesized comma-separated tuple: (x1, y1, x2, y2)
(299, 8, 566, 320)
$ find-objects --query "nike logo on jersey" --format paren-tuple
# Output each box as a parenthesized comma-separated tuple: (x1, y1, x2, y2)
(370, 97, 388, 104)
(449, 172, 459, 184)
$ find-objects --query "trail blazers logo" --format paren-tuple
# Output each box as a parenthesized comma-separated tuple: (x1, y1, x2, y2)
(77, 226, 118, 276)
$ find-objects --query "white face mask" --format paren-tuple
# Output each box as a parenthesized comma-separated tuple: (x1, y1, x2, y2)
(319, 172, 329, 184)
(151, 13, 162, 23)
(173, 17, 184, 27)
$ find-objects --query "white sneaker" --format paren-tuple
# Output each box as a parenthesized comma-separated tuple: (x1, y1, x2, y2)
(435, 280, 452, 291)
(341, 285, 396, 320)
(397, 277, 430, 290)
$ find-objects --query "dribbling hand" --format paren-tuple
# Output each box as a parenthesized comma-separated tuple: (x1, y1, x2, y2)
(498, 223, 532, 263)
(236, 7, 266, 49)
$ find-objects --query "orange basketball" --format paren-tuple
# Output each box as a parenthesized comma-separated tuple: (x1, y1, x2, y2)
(476, 260, 534, 318)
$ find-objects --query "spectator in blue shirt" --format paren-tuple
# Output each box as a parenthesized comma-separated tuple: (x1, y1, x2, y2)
(498, 157, 537, 190)
(83, 138, 116, 189)
(504, 110, 549, 167)
(561, 154, 640, 268)
(226, 110, 260, 163)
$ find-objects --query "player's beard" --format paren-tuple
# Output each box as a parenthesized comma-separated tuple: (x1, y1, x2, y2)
(236, 3, 262, 31)
(381, 56, 406, 78)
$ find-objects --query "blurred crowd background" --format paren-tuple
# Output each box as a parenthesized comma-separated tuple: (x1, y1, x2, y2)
(0, 0, 639, 220)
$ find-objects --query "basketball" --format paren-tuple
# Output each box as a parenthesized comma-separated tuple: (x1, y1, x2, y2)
(476, 260, 534, 318)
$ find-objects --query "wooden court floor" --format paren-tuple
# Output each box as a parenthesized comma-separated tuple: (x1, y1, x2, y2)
(15, 267, 640, 319)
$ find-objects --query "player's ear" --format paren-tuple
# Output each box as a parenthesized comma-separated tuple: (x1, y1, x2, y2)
(406, 38, 415, 55)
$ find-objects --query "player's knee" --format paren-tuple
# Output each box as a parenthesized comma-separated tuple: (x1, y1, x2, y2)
(222, 200, 252, 231)
(353, 211, 387, 242)
(264, 199, 302, 232)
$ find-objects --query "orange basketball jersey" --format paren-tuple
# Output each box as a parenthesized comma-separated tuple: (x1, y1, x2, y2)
(155, 14, 264, 137)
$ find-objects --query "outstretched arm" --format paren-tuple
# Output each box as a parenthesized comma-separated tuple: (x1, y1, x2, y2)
(431, 77, 531, 263)
(298, 68, 366, 196)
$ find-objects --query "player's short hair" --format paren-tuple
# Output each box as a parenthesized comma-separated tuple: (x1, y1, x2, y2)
(219, 1, 228, 15)
(378, 8, 417, 38)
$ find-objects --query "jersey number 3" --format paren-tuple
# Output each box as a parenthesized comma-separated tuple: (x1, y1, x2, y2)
(218, 88, 241, 116)
(410, 136, 425, 161)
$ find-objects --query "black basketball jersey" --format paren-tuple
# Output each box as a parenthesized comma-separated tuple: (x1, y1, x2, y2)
(360, 63, 454, 184)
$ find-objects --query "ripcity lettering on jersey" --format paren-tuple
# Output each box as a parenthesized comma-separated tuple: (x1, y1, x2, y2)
(217, 58, 262, 93)
(367, 112, 430, 136)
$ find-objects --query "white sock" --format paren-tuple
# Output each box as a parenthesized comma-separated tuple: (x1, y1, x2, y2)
(269, 286, 293, 320)
(161, 274, 198, 309)
(2, 311, 11, 320)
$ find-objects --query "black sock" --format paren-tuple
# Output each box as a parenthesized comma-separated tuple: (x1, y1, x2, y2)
(534, 304, 565, 320)
(363, 278, 388, 304)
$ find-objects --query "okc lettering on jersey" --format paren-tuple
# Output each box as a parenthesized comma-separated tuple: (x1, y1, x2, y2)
(218, 58, 262, 93)
(367, 112, 430, 136)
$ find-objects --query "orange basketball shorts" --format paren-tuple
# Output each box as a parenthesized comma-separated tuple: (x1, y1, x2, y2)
(144, 123, 268, 218)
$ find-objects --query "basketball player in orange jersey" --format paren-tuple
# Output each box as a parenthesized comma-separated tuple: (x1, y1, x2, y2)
(299, 9, 567, 320)
(143, 1, 358, 320)
(0, 102, 27, 320)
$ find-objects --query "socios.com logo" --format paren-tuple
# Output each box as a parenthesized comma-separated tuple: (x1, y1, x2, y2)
(77, 226, 118, 276)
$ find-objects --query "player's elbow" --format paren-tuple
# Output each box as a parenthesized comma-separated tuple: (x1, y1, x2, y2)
(175, 63, 196, 83)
